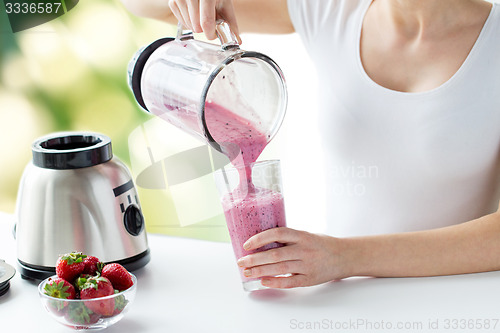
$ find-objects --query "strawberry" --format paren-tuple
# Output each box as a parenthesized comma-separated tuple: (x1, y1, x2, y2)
(112, 291, 129, 316)
(82, 256, 103, 275)
(43, 277, 76, 313)
(101, 263, 133, 291)
(64, 302, 100, 326)
(56, 252, 87, 282)
(44, 277, 76, 300)
(74, 274, 92, 293)
(79, 276, 115, 317)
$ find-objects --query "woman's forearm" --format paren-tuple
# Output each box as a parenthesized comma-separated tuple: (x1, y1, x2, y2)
(121, 0, 176, 23)
(345, 210, 500, 277)
(121, 0, 294, 35)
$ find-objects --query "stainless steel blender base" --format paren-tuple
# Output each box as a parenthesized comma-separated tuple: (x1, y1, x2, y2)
(18, 248, 151, 281)
(16, 132, 150, 280)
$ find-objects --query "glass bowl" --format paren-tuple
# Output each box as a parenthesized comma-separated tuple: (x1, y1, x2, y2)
(38, 273, 137, 330)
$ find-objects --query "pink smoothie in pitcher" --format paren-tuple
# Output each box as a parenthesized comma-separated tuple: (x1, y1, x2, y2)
(205, 101, 287, 283)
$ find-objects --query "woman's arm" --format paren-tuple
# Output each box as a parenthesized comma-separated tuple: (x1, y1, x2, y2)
(120, 0, 294, 41)
(237, 201, 500, 288)
(121, 0, 175, 23)
(350, 206, 500, 277)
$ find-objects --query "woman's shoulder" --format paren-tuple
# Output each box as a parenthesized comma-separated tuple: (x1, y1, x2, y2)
(489, 2, 500, 26)
(287, 0, 368, 19)
(480, 2, 500, 48)
(287, 0, 369, 43)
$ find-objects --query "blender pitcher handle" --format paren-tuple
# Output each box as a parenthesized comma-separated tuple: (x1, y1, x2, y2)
(176, 20, 239, 50)
(176, 22, 194, 41)
(215, 20, 239, 50)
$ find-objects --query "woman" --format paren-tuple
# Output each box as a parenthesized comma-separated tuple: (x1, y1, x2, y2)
(121, 0, 500, 288)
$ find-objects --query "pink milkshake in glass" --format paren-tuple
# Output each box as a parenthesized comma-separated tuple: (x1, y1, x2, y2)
(219, 169, 287, 291)
(208, 102, 287, 291)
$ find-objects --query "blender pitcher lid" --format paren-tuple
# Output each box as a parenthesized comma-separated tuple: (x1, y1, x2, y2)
(0, 260, 16, 297)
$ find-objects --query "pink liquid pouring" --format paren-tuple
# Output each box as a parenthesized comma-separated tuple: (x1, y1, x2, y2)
(205, 101, 287, 283)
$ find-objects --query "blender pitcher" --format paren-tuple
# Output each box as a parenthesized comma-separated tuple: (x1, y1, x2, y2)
(127, 21, 287, 155)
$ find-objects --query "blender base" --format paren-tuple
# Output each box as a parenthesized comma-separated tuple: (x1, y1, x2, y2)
(18, 248, 151, 281)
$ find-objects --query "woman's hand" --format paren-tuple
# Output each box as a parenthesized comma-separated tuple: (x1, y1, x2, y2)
(236, 227, 352, 288)
(121, 0, 292, 38)
(168, 0, 241, 41)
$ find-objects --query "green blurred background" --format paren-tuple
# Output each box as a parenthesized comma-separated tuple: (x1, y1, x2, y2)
(0, 1, 173, 215)
(0, 0, 239, 241)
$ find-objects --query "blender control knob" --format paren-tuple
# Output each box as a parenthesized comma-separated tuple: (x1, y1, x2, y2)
(124, 205, 144, 236)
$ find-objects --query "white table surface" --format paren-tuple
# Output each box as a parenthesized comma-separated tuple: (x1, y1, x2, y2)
(1, 211, 500, 333)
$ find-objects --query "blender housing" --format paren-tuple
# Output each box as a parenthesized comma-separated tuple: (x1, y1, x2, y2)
(15, 132, 150, 280)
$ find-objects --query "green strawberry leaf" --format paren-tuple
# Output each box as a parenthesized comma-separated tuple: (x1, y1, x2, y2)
(81, 278, 99, 291)
(114, 292, 128, 311)
(75, 276, 88, 290)
(44, 281, 71, 299)
(61, 252, 87, 265)
(96, 262, 105, 274)
(66, 302, 93, 325)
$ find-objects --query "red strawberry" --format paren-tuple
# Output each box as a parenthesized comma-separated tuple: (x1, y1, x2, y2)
(101, 263, 133, 291)
(44, 277, 77, 300)
(79, 276, 115, 317)
(43, 277, 76, 314)
(82, 256, 103, 275)
(56, 252, 86, 282)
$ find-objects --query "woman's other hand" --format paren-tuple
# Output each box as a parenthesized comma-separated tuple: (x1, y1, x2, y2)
(237, 227, 353, 288)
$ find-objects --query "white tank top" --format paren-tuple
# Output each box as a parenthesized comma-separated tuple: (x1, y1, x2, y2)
(287, 0, 500, 236)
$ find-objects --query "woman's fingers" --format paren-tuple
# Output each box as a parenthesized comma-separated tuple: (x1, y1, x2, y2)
(186, 0, 202, 32)
(242, 260, 302, 279)
(168, 0, 189, 28)
(244, 227, 304, 251)
(216, 0, 241, 43)
(169, 0, 202, 32)
(200, 0, 217, 39)
(261, 274, 311, 289)
(168, 0, 240, 42)
(238, 244, 301, 268)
